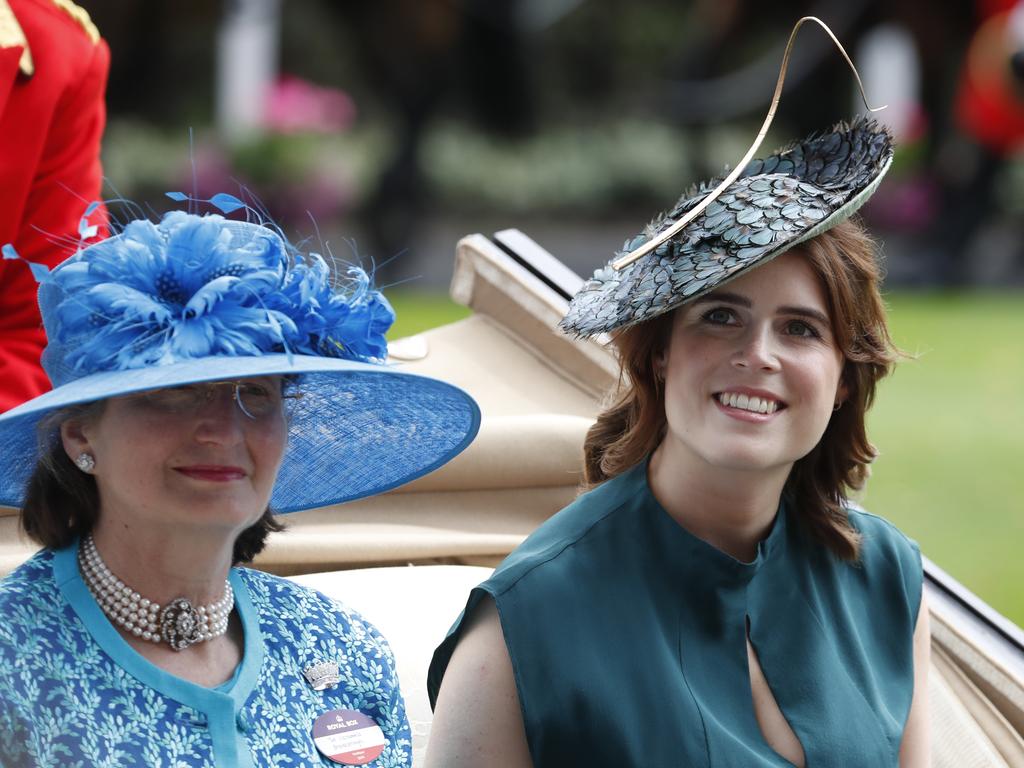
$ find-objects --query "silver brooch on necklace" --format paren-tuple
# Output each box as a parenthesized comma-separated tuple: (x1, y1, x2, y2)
(78, 534, 234, 651)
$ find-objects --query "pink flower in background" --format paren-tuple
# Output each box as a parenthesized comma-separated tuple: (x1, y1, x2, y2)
(263, 76, 357, 134)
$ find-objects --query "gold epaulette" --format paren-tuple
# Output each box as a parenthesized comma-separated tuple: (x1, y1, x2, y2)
(0, 0, 33, 76)
(50, 0, 100, 45)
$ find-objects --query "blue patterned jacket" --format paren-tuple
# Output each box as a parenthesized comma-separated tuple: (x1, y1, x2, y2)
(0, 541, 412, 767)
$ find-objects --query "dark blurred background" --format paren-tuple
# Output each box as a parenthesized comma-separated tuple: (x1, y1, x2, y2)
(84, 0, 1024, 289)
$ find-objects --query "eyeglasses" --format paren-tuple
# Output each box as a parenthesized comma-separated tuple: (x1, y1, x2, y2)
(126, 381, 302, 420)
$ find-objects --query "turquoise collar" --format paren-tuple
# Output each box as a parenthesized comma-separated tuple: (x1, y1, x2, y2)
(634, 456, 790, 585)
(51, 539, 266, 712)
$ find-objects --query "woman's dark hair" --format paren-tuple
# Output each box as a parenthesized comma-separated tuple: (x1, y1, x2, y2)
(20, 400, 285, 565)
(582, 217, 900, 561)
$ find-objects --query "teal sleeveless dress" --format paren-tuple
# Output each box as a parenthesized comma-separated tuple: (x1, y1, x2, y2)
(428, 459, 922, 767)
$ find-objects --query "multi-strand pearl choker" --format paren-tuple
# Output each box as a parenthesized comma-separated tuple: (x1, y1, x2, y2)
(78, 535, 234, 651)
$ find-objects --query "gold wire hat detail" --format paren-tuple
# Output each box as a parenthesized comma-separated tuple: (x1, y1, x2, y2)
(611, 16, 887, 272)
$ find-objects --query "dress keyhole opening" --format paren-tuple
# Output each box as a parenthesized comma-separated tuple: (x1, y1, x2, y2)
(746, 614, 806, 767)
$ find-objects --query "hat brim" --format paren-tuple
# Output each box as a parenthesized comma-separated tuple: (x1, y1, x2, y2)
(0, 354, 481, 512)
(560, 118, 894, 337)
(652, 152, 893, 320)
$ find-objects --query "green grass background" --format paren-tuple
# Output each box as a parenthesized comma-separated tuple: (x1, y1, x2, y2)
(388, 290, 1024, 625)
(864, 293, 1024, 626)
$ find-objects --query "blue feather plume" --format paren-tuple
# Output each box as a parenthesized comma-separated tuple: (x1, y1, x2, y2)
(52, 210, 393, 373)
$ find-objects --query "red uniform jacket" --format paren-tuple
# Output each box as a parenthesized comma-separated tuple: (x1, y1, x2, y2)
(0, 0, 108, 411)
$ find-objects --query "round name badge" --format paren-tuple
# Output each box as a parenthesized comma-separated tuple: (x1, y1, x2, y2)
(312, 708, 387, 766)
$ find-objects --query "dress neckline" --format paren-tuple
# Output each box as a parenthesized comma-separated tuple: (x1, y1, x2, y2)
(51, 539, 265, 712)
(627, 457, 790, 587)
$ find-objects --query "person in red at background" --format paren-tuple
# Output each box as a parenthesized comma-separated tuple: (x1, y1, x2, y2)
(957, 0, 1024, 154)
(927, 0, 1024, 284)
(0, 0, 108, 411)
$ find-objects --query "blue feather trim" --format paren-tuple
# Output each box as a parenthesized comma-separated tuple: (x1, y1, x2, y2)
(52, 209, 393, 374)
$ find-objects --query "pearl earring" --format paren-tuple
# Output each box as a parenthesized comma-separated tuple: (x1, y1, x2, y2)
(74, 453, 95, 473)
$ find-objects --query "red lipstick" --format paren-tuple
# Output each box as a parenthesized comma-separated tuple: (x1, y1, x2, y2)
(174, 465, 247, 482)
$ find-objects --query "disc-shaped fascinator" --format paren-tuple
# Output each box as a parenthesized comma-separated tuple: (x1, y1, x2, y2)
(0, 198, 480, 511)
(561, 18, 894, 338)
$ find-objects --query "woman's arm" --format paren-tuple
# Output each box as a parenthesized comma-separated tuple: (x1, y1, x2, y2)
(899, 591, 931, 767)
(424, 596, 534, 768)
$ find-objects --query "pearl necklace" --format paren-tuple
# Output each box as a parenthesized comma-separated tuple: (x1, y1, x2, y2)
(78, 535, 234, 651)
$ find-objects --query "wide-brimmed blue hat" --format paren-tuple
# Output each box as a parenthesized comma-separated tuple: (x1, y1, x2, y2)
(0, 205, 480, 512)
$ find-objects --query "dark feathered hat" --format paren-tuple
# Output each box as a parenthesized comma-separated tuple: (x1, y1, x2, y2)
(561, 18, 894, 338)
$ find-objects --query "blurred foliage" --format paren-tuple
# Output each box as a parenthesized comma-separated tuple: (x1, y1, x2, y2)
(100, 122, 184, 201)
(103, 116, 730, 219)
(101, 120, 389, 222)
(421, 119, 698, 214)
(106, 119, 819, 227)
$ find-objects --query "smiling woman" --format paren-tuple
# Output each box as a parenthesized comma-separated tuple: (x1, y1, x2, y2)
(0, 205, 480, 766)
(654, 252, 850, 549)
(587, 220, 898, 563)
(425, 114, 931, 766)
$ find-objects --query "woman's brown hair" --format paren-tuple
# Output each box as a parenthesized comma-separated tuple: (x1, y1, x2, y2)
(20, 402, 284, 565)
(582, 217, 899, 561)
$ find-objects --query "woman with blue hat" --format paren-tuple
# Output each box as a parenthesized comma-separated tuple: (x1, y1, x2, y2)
(425, 19, 930, 768)
(0, 201, 479, 766)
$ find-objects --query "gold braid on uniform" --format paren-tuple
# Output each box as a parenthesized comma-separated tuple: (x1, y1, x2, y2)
(0, 0, 33, 75)
(50, 0, 100, 44)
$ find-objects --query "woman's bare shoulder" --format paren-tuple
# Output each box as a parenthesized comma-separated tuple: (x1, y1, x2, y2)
(425, 596, 535, 768)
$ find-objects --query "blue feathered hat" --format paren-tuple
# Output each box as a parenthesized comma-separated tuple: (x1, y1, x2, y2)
(0, 204, 480, 511)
